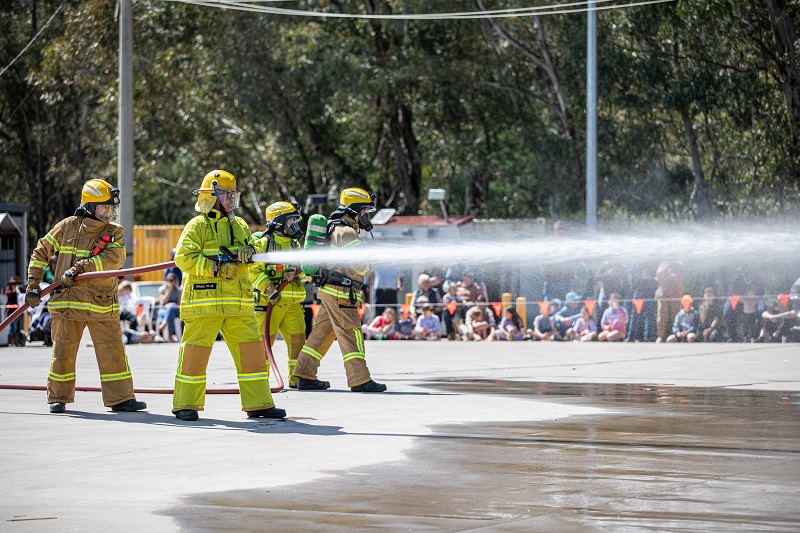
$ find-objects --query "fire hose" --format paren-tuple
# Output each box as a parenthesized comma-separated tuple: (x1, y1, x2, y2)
(0, 260, 285, 394)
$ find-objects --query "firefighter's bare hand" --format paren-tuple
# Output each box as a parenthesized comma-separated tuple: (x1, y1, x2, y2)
(217, 262, 239, 279)
(61, 267, 79, 287)
(237, 245, 255, 264)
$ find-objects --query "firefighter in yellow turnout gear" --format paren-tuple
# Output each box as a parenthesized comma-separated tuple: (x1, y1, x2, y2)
(251, 202, 307, 389)
(172, 170, 286, 422)
(293, 188, 387, 393)
(25, 179, 147, 414)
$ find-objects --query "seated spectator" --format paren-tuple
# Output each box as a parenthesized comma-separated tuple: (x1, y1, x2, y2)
(411, 274, 441, 318)
(456, 271, 484, 307)
(757, 296, 797, 343)
(43, 256, 58, 284)
(555, 292, 583, 337)
(413, 305, 442, 340)
(723, 270, 762, 342)
(117, 281, 138, 330)
(122, 328, 160, 345)
(697, 287, 723, 342)
(26, 284, 52, 346)
(626, 266, 658, 342)
(526, 300, 561, 341)
(598, 293, 627, 342)
(441, 283, 463, 340)
(361, 307, 398, 340)
(667, 295, 699, 343)
(495, 306, 525, 341)
(156, 274, 182, 342)
(459, 296, 496, 341)
(163, 249, 183, 286)
(567, 306, 597, 342)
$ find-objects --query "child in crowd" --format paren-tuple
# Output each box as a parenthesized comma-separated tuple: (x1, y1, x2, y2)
(495, 306, 525, 341)
(361, 307, 398, 340)
(459, 296, 495, 341)
(413, 305, 442, 340)
(527, 301, 560, 341)
(568, 306, 597, 341)
(442, 283, 463, 340)
(667, 295, 699, 342)
(697, 287, 722, 342)
(598, 293, 627, 341)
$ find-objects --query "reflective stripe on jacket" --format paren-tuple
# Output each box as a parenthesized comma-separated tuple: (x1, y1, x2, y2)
(250, 234, 307, 306)
(176, 210, 266, 318)
(28, 216, 125, 321)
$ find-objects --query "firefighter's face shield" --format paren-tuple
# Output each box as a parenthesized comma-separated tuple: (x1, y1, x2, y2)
(94, 204, 119, 224)
(214, 188, 241, 212)
(284, 215, 303, 239)
(357, 206, 376, 232)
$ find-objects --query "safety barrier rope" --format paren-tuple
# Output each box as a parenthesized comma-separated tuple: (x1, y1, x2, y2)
(0, 260, 286, 395)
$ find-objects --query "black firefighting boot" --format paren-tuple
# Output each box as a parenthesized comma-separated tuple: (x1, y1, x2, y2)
(247, 407, 287, 419)
(296, 378, 331, 390)
(49, 402, 66, 413)
(350, 380, 387, 393)
(174, 409, 199, 421)
(111, 399, 147, 412)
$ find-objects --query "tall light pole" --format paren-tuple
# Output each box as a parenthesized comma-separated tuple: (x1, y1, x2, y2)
(118, 0, 134, 267)
(586, 0, 598, 231)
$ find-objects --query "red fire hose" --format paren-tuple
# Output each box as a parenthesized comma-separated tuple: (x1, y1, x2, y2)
(0, 260, 285, 394)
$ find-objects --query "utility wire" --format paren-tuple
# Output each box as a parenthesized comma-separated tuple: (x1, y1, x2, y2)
(0, 0, 68, 80)
(159, 0, 675, 20)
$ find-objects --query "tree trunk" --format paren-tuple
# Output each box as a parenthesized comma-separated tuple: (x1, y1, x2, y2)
(764, 0, 800, 185)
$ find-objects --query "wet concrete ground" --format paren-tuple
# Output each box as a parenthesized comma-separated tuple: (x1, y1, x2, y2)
(167, 381, 800, 532)
(1, 340, 798, 531)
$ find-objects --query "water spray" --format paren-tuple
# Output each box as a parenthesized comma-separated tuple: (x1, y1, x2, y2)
(251, 222, 800, 270)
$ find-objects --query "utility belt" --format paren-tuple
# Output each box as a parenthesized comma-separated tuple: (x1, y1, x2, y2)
(313, 269, 363, 304)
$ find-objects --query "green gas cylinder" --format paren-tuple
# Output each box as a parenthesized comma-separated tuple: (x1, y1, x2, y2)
(301, 214, 328, 276)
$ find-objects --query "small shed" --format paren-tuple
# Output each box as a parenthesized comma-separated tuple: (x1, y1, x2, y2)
(0, 203, 29, 286)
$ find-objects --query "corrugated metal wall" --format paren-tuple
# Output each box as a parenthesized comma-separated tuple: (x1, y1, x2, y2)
(132, 225, 184, 281)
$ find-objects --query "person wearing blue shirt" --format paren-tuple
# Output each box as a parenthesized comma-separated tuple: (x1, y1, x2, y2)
(413, 305, 442, 340)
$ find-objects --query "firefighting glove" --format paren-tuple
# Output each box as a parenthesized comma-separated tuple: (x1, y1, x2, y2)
(217, 262, 240, 279)
(282, 267, 297, 282)
(268, 289, 281, 305)
(25, 280, 41, 308)
(60, 267, 81, 288)
(237, 244, 255, 264)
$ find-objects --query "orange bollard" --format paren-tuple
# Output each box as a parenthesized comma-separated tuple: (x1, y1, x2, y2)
(515, 297, 527, 330)
(502, 292, 512, 311)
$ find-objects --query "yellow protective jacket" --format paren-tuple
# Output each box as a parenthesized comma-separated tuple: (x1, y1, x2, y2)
(319, 216, 370, 303)
(250, 233, 306, 307)
(28, 215, 125, 321)
(176, 209, 266, 318)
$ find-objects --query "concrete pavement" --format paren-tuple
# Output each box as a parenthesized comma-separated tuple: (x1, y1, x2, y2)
(1, 339, 798, 531)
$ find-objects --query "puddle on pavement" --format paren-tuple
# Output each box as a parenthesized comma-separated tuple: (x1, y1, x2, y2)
(166, 381, 800, 532)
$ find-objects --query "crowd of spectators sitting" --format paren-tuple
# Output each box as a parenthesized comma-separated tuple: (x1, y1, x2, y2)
(359, 262, 800, 344)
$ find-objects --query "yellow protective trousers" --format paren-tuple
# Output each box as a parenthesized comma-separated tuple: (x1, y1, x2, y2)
(256, 300, 306, 387)
(293, 290, 371, 387)
(48, 317, 135, 406)
(173, 314, 275, 412)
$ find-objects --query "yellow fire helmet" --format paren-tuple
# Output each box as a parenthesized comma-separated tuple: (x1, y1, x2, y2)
(265, 201, 303, 239)
(339, 187, 376, 231)
(77, 179, 120, 220)
(193, 170, 240, 214)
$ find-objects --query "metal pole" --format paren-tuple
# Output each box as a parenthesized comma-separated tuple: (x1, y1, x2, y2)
(118, 0, 134, 267)
(586, 0, 598, 231)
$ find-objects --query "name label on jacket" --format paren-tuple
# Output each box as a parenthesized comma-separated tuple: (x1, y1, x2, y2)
(193, 283, 218, 290)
